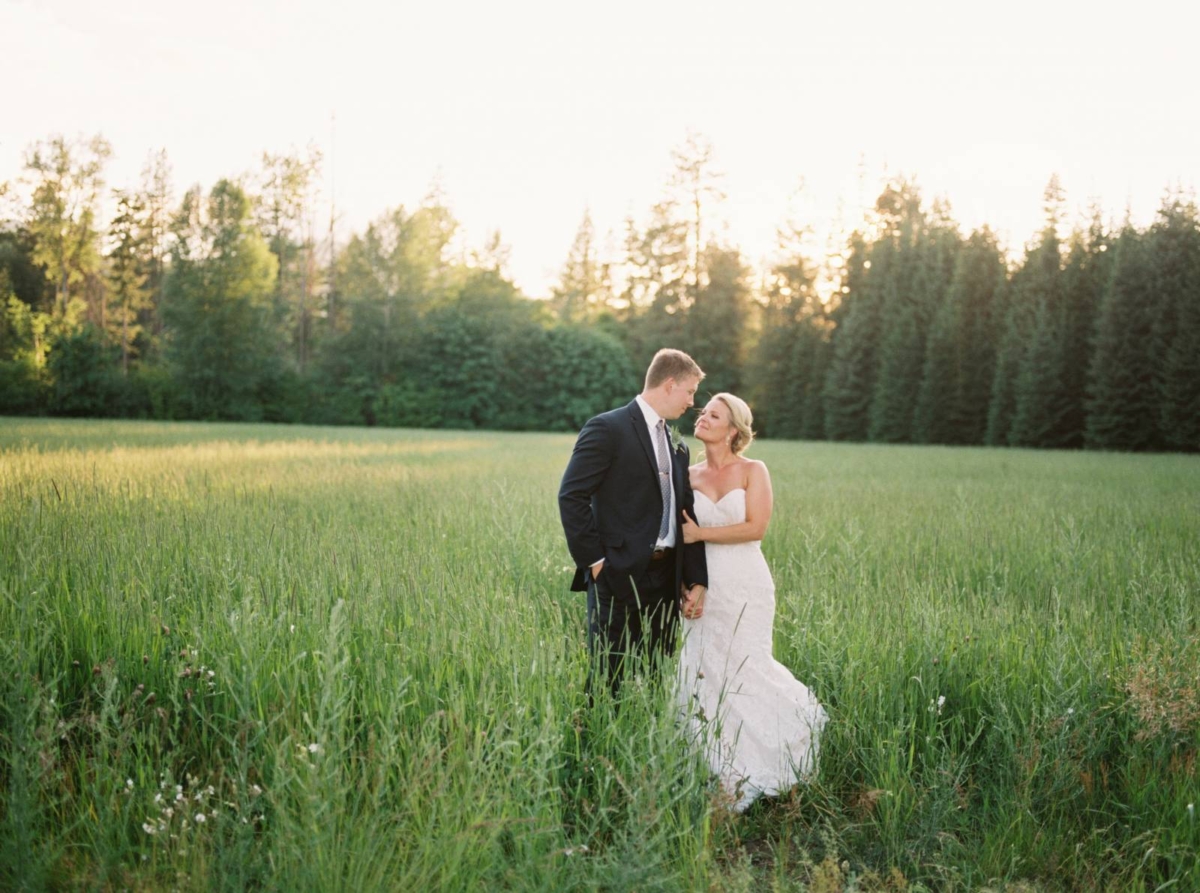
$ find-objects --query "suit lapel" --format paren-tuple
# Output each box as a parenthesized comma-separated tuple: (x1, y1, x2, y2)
(669, 433, 686, 498)
(627, 400, 660, 482)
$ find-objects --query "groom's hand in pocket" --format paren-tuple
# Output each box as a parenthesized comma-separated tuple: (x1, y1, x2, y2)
(590, 559, 605, 580)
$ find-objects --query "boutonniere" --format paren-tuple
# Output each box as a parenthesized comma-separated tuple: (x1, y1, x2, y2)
(667, 424, 687, 454)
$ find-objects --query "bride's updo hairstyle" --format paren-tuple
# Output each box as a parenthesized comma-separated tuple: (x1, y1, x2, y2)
(714, 393, 755, 456)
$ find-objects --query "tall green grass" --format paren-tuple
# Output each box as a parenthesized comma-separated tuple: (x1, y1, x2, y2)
(1, 417, 1197, 891)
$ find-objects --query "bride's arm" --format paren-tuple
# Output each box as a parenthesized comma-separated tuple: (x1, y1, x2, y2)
(681, 462, 773, 545)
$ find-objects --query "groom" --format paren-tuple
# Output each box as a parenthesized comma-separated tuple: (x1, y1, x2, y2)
(559, 348, 709, 696)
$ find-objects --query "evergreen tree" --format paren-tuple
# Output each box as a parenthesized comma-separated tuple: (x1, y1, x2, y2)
(822, 230, 880, 441)
(686, 245, 749, 396)
(1148, 193, 1200, 451)
(1052, 212, 1110, 444)
(106, 189, 150, 376)
(550, 209, 612, 322)
(746, 216, 825, 438)
(1009, 211, 1102, 448)
(1084, 226, 1161, 450)
(988, 176, 1064, 445)
(916, 229, 1007, 445)
(869, 193, 958, 443)
(618, 201, 689, 368)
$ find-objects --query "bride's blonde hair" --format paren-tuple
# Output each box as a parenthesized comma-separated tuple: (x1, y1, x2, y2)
(714, 393, 755, 456)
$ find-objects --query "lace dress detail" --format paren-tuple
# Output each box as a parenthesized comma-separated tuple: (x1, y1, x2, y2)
(677, 488, 827, 811)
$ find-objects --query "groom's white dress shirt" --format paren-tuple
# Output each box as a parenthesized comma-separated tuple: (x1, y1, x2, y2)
(635, 395, 678, 551)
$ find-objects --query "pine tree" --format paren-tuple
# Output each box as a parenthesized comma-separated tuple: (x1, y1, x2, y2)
(747, 217, 827, 439)
(1009, 214, 1101, 449)
(686, 246, 748, 396)
(797, 330, 831, 439)
(869, 195, 958, 443)
(868, 278, 922, 442)
(550, 210, 612, 322)
(1045, 212, 1110, 446)
(106, 190, 150, 376)
(822, 230, 883, 441)
(913, 287, 961, 443)
(988, 177, 1064, 445)
(619, 202, 689, 369)
(913, 228, 1006, 444)
(1148, 193, 1200, 451)
(1084, 227, 1161, 450)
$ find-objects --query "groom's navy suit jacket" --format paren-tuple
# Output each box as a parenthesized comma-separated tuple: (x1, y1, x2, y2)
(559, 400, 707, 605)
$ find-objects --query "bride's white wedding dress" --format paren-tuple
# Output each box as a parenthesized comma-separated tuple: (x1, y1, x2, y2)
(677, 488, 828, 812)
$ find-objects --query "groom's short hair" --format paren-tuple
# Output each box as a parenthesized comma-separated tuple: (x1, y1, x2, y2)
(645, 348, 704, 389)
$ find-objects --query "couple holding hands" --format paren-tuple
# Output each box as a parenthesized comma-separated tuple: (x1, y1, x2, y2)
(559, 348, 827, 812)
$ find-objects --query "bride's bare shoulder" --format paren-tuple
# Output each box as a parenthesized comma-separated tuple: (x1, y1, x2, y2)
(742, 457, 770, 482)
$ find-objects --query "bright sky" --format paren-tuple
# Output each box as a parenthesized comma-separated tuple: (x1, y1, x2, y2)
(4, 0, 1198, 297)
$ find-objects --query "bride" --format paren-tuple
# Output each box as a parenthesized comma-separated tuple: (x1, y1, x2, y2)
(677, 393, 827, 812)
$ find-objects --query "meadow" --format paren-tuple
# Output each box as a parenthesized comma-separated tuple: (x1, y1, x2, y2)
(1, 417, 1198, 891)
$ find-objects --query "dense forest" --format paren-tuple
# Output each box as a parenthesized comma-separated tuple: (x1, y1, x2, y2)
(1, 133, 1197, 451)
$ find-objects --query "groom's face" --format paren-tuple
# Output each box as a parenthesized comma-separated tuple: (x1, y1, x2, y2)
(662, 375, 701, 420)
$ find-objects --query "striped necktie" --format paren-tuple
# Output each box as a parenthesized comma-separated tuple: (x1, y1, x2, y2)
(655, 419, 672, 541)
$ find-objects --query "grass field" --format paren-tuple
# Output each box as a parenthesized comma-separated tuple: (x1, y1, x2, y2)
(1, 417, 1198, 891)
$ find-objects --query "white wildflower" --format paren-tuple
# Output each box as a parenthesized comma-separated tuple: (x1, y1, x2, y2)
(195, 813, 206, 824)
(307, 742, 322, 755)
(143, 822, 156, 835)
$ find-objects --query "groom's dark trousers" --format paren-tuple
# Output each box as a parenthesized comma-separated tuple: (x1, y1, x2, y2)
(559, 399, 707, 698)
(586, 549, 678, 698)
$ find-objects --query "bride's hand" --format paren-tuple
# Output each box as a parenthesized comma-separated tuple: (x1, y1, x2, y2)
(681, 509, 703, 544)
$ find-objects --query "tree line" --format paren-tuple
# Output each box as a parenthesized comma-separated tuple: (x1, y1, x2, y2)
(1, 133, 1197, 452)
